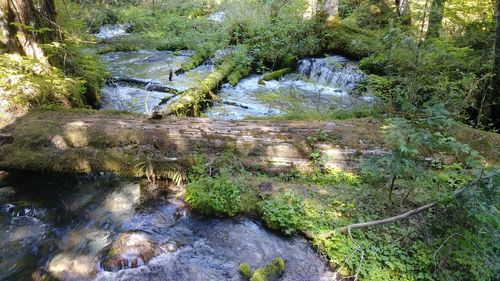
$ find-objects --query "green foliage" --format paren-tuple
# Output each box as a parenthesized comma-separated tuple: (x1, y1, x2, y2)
(0, 54, 87, 114)
(324, 20, 380, 59)
(358, 27, 486, 119)
(185, 173, 243, 217)
(362, 104, 482, 201)
(45, 43, 108, 107)
(259, 192, 305, 235)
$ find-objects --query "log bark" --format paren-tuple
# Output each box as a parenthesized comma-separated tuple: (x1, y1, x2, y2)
(7, 0, 47, 62)
(0, 111, 386, 176)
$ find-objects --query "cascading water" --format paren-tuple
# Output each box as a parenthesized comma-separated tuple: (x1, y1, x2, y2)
(95, 24, 133, 41)
(206, 55, 370, 120)
(297, 56, 365, 91)
(0, 173, 336, 281)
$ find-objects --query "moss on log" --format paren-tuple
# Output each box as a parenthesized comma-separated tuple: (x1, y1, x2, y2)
(0, 110, 497, 176)
(324, 20, 380, 59)
(0, 110, 392, 176)
(158, 59, 236, 117)
(174, 53, 206, 75)
(227, 65, 252, 86)
(258, 68, 292, 84)
(239, 258, 286, 281)
(251, 258, 285, 281)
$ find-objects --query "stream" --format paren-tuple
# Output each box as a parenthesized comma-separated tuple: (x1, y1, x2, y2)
(0, 25, 370, 281)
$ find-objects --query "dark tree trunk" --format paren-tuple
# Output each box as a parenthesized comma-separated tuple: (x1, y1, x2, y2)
(491, 0, 500, 128)
(39, 0, 57, 42)
(426, 0, 445, 39)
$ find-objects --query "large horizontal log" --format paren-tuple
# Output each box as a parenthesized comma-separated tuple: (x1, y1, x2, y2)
(0, 111, 386, 176)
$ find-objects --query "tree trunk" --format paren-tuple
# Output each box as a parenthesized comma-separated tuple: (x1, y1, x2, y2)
(0, 0, 17, 52)
(6, 0, 47, 61)
(39, 0, 57, 42)
(396, 0, 411, 23)
(491, 0, 500, 129)
(426, 0, 445, 39)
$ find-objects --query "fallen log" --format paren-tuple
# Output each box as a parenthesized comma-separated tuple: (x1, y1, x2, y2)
(155, 59, 236, 117)
(0, 110, 386, 176)
(108, 77, 180, 95)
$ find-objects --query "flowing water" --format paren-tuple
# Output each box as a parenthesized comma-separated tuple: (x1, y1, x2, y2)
(0, 173, 335, 281)
(0, 26, 373, 281)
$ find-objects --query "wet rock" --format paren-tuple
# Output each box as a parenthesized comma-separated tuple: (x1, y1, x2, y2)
(159, 239, 182, 253)
(48, 254, 97, 280)
(31, 268, 54, 281)
(173, 205, 189, 221)
(100, 231, 159, 272)
(139, 180, 170, 204)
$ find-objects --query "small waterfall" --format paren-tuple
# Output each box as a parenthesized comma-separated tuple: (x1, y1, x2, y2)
(95, 24, 132, 41)
(297, 56, 365, 91)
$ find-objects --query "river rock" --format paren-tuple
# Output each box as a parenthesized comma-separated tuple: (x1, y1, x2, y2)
(159, 239, 182, 253)
(173, 205, 190, 221)
(100, 231, 159, 272)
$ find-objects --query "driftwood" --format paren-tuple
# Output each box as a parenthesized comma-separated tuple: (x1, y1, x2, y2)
(0, 111, 385, 176)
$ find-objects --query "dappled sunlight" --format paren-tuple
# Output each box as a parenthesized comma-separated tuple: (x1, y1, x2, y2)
(48, 253, 97, 280)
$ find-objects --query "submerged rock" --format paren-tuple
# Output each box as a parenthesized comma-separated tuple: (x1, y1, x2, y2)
(100, 231, 159, 272)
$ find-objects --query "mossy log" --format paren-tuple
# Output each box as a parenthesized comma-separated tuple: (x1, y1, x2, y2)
(258, 68, 292, 84)
(0, 111, 390, 176)
(239, 258, 286, 281)
(157, 59, 236, 117)
(174, 53, 206, 75)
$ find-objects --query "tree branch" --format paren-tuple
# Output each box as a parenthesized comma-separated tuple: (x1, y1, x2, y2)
(314, 170, 492, 238)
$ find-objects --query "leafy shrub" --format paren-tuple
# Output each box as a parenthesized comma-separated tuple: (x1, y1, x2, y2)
(259, 192, 305, 235)
(185, 173, 242, 217)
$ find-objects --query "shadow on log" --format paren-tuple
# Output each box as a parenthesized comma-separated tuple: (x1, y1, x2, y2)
(0, 110, 387, 176)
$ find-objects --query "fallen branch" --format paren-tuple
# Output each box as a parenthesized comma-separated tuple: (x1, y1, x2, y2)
(336, 202, 436, 234)
(319, 170, 491, 237)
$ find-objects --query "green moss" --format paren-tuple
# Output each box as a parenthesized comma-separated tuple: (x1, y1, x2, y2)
(162, 59, 236, 116)
(175, 53, 207, 75)
(239, 263, 254, 279)
(324, 20, 380, 59)
(250, 258, 286, 281)
(259, 68, 292, 83)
